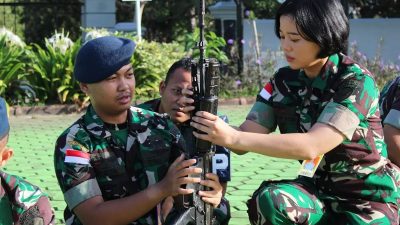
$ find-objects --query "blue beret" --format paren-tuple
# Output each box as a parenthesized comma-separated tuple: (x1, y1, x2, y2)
(0, 97, 9, 140)
(74, 36, 136, 83)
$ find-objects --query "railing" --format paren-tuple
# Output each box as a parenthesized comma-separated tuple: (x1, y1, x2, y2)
(0, 0, 83, 44)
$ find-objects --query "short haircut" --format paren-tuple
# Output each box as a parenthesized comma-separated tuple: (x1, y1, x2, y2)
(165, 58, 192, 85)
(275, 0, 349, 58)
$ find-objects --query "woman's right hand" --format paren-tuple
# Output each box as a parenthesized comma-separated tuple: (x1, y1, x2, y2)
(191, 111, 239, 148)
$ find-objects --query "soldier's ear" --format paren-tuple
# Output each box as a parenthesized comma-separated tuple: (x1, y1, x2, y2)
(159, 81, 166, 96)
(0, 147, 13, 167)
(80, 83, 89, 94)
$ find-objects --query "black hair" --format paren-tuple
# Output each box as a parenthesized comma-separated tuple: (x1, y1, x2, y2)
(275, 0, 349, 58)
(165, 58, 192, 85)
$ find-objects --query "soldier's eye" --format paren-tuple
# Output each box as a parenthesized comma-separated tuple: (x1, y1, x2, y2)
(172, 88, 182, 95)
(106, 75, 117, 81)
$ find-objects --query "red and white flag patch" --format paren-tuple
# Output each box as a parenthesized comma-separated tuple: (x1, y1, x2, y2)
(65, 149, 90, 165)
(259, 82, 273, 100)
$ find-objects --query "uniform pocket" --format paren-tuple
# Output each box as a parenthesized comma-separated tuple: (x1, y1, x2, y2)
(91, 149, 131, 200)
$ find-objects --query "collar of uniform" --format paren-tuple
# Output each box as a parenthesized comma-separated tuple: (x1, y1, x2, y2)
(104, 121, 128, 131)
(138, 98, 173, 122)
(0, 170, 12, 197)
(298, 54, 339, 91)
(83, 105, 130, 139)
(143, 98, 161, 112)
(0, 171, 9, 206)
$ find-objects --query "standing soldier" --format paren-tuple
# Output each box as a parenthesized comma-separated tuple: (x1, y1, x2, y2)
(190, 0, 400, 224)
(54, 36, 223, 225)
(0, 97, 55, 225)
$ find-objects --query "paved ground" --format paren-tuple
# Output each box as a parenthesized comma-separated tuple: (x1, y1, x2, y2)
(4, 105, 298, 224)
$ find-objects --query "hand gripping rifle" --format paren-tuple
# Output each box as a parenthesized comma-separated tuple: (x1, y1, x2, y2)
(166, 0, 220, 224)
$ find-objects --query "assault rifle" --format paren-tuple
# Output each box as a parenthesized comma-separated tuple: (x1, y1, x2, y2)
(166, 0, 220, 224)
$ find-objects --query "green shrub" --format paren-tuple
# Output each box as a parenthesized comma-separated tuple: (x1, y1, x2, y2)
(180, 28, 228, 63)
(132, 40, 186, 98)
(26, 31, 84, 104)
(0, 28, 35, 105)
(0, 36, 26, 94)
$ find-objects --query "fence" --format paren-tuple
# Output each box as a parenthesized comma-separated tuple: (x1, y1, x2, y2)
(0, 0, 82, 44)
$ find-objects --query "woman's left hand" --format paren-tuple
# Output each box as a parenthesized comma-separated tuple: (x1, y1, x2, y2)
(198, 173, 223, 208)
(191, 111, 238, 147)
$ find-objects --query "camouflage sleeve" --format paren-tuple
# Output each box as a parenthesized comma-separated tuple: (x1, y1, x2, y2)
(54, 126, 101, 210)
(245, 80, 277, 131)
(214, 115, 231, 182)
(168, 120, 186, 161)
(0, 172, 55, 225)
(317, 74, 378, 140)
(383, 81, 400, 129)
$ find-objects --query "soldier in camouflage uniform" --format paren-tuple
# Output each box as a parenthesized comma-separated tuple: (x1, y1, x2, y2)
(137, 58, 231, 225)
(190, 0, 400, 224)
(0, 97, 55, 225)
(379, 76, 400, 167)
(54, 36, 222, 225)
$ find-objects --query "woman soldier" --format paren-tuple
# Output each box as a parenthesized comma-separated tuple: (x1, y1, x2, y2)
(190, 0, 400, 224)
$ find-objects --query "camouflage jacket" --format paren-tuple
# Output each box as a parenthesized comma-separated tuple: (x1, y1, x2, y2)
(247, 53, 399, 204)
(0, 170, 55, 225)
(137, 98, 231, 182)
(379, 75, 400, 129)
(54, 105, 184, 225)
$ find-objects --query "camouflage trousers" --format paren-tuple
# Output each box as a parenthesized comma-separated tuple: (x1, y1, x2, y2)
(247, 178, 399, 225)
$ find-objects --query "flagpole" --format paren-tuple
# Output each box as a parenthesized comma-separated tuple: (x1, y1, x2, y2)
(135, 0, 141, 41)
(122, 0, 152, 42)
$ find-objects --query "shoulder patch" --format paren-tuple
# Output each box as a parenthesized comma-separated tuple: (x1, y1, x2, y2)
(67, 141, 89, 153)
(259, 82, 273, 101)
(64, 149, 90, 165)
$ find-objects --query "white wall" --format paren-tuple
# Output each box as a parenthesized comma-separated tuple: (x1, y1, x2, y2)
(82, 0, 115, 29)
(348, 19, 400, 63)
(244, 18, 400, 64)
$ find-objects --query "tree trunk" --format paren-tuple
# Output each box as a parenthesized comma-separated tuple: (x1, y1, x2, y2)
(234, 0, 244, 76)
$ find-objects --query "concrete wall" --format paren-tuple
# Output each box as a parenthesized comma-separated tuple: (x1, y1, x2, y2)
(82, 0, 116, 29)
(244, 18, 400, 64)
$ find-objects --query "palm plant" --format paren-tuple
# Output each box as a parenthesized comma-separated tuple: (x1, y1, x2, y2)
(0, 36, 26, 94)
(27, 31, 86, 104)
(0, 29, 36, 105)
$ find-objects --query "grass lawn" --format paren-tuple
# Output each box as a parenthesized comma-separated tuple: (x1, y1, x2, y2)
(4, 104, 298, 225)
